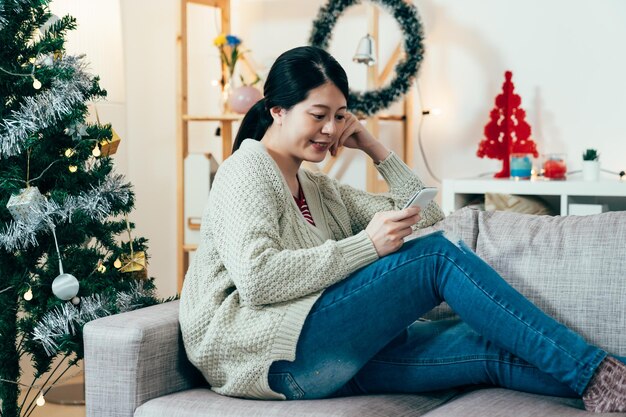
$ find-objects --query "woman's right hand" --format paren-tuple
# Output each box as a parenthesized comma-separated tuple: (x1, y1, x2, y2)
(365, 206, 421, 257)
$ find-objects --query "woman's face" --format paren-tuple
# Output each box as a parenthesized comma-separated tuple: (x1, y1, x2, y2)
(271, 82, 348, 163)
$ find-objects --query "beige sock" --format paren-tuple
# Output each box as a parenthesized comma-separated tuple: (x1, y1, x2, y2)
(583, 356, 626, 413)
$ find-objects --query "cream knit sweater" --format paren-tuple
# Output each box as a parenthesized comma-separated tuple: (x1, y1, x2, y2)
(179, 139, 444, 400)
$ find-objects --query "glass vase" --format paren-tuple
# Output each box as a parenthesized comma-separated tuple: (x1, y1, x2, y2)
(220, 81, 233, 114)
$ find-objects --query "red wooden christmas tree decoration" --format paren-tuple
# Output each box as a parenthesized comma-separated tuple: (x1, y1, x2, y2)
(477, 71, 539, 178)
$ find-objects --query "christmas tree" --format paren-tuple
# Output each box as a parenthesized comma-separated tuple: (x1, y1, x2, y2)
(0, 2, 164, 416)
(477, 71, 539, 178)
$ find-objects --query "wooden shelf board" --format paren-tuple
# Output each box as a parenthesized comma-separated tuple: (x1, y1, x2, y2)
(186, 0, 221, 7)
(356, 114, 405, 121)
(188, 217, 202, 230)
(184, 114, 403, 122)
(183, 244, 198, 252)
(183, 114, 243, 122)
(378, 114, 406, 121)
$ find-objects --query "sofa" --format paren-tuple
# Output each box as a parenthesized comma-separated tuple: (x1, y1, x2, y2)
(84, 207, 626, 417)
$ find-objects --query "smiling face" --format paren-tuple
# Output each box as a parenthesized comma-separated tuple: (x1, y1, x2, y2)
(268, 81, 348, 164)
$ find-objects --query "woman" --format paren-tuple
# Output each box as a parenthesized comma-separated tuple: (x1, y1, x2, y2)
(179, 46, 625, 412)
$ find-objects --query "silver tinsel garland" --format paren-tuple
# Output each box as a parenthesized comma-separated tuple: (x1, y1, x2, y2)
(0, 174, 132, 251)
(0, 0, 31, 31)
(0, 1, 5, 30)
(0, 55, 93, 158)
(32, 281, 155, 356)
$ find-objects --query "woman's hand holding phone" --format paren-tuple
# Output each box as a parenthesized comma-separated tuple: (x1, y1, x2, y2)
(365, 207, 421, 257)
(402, 187, 438, 210)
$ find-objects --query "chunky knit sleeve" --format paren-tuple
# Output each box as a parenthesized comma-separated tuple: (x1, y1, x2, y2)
(205, 150, 379, 307)
(335, 152, 444, 234)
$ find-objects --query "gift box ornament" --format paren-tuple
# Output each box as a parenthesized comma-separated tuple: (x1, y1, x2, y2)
(100, 129, 121, 156)
(6, 186, 47, 224)
(119, 250, 146, 273)
(115, 216, 148, 279)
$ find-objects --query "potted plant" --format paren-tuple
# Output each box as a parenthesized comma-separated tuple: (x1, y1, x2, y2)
(582, 148, 600, 181)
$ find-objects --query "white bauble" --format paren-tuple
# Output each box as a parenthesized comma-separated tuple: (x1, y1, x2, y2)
(52, 273, 79, 301)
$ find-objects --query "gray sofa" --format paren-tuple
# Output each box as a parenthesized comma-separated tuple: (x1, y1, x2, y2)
(84, 208, 626, 417)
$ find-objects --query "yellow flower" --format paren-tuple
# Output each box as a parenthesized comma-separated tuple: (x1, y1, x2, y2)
(213, 33, 227, 47)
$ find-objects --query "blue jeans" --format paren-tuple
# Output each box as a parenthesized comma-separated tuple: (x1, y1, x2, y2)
(268, 231, 609, 400)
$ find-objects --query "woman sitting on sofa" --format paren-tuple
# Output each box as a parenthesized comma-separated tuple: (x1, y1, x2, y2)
(179, 46, 626, 413)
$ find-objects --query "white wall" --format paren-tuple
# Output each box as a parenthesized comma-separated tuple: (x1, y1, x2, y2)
(233, 0, 626, 183)
(60, 0, 626, 298)
(50, 0, 128, 173)
(118, 0, 179, 298)
(51, 0, 179, 297)
(415, 0, 626, 182)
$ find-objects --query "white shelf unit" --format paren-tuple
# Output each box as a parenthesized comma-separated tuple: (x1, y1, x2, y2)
(442, 178, 626, 216)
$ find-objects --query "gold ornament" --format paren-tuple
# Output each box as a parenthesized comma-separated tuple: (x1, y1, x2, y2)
(118, 216, 148, 279)
(119, 251, 146, 273)
(100, 129, 121, 156)
(92, 144, 101, 157)
(113, 258, 122, 268)
(97, 261, 106, 273)
(68, 165, 78, 173)
(64, 148, 75, 157)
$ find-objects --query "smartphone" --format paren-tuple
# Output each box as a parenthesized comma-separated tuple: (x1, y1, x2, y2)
(402, 187, 438, 210)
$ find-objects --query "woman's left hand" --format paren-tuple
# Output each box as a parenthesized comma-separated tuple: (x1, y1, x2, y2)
(329, 112, 376, 157)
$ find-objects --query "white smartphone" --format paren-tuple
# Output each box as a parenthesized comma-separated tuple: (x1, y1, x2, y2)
(402, 187, 438, 210)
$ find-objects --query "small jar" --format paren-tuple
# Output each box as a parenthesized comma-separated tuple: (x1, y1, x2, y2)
(510, 153, 532, 179)
(543, 154, 567, 180)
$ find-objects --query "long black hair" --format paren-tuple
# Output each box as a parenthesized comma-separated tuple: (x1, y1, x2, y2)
(232, 46, 349, 153)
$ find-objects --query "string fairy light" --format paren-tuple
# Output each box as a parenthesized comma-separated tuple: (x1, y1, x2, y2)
(0, 369, 82, 389)
(0, 55, 94, 159)
(23, 287, 33, 301)
(0, 285, 14, 295)
(0, 58, 42, 90)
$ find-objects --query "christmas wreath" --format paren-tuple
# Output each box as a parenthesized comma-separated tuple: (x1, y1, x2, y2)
(309, 0, 424, 116)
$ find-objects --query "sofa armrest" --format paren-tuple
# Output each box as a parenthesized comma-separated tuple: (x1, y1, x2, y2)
(84, 300, 204, 417)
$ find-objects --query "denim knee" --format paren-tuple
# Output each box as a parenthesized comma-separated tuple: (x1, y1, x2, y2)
(403, 230, 468, 256)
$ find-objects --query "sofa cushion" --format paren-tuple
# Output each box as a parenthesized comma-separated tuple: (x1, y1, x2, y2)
(412, 206, 479, 251)
(421, 388, 618, 416)
(134, 387, 459, 417)
(475, 210, 626, 356)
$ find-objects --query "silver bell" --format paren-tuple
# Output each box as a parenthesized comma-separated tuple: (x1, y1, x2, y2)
(352, 34, 377, 66)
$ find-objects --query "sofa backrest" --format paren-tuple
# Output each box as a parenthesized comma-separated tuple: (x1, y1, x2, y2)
(475, 210, 626, 357)
(420, 208, 626, 357)
(413, 206, 480, 250)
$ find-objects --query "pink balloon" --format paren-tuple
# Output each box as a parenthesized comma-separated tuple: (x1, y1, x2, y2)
(228, 86, 263, 114)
